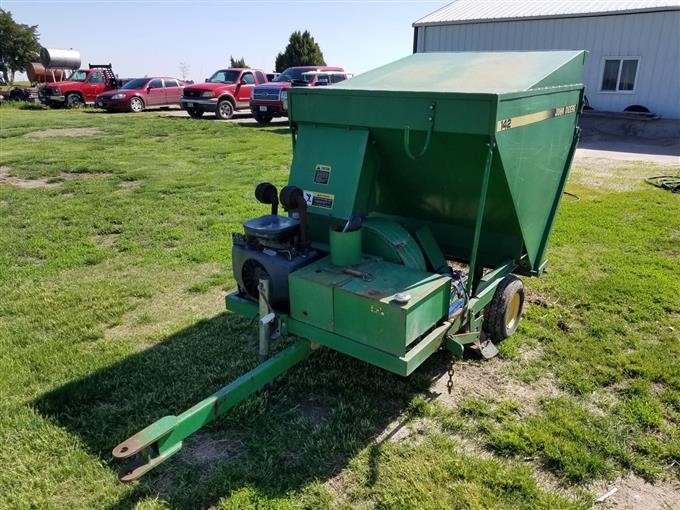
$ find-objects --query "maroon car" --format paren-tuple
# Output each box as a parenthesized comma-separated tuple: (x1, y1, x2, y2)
(95, 77, 185, 113)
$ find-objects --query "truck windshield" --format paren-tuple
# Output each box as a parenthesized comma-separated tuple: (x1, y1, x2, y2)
(122, 78, 150, 90)
(207, 70, 240, 84)
(273, 69, 313, 83)
(66, 70, 88, 82)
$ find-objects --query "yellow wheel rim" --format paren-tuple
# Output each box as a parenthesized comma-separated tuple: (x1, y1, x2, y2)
(505, 292, 521, 330)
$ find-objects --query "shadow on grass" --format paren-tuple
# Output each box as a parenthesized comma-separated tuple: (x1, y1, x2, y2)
(236, 121, 290, 133)
(83, 108, 182, 115)
(34, 312, 447, 508)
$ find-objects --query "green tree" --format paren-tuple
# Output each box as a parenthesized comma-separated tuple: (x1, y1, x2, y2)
(274, 30, 325, 72)
(0, 9, 40, 84)
(229, 56, 248, 68)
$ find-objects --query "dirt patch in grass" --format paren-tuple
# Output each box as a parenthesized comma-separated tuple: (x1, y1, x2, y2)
(590, 475, 679, 509)
(526, 289, 551, 308)
(375, 417, 423, 444)
(569, 159, 664, 192)
(298, 399, 330, 426)
(0, 166, 60, 189)
(325, 470, 352, 506)
(181, 432, 245, 468)
(432, 358, 566, 414)
(1, 166, 111, 189)
(119, 180, 141, 190)
(21, 255, 46, 266)
(60, 171, 111, 180)
(92, 234, 118, 249)
(23, 127, 104, 138)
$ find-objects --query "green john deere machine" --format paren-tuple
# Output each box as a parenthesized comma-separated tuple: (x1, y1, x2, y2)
(113, 50, 586, 481)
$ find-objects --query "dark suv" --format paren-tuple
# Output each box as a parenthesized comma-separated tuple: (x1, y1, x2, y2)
(249, 66, 346, 124)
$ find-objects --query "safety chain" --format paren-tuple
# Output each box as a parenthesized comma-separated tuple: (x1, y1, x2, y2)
(446, 360, 455, 395)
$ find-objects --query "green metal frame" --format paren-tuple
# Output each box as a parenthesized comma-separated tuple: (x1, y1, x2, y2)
(465, 139, 495, 298)
(112, 339, 311, 481)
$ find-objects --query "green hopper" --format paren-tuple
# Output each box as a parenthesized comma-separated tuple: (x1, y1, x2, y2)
(113, 50, 586, 481)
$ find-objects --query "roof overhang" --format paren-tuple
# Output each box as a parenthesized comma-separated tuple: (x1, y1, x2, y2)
(413, 5, 680, 27)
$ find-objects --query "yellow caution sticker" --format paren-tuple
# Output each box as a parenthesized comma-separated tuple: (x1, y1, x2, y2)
(303, 190, 335, 209)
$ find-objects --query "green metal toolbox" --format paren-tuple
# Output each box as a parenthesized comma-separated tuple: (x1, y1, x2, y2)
(290, 256, 451, 356)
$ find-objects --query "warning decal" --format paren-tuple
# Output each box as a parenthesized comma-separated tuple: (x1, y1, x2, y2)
(303, 190, 334, 209)
(313, 164, 331, 185)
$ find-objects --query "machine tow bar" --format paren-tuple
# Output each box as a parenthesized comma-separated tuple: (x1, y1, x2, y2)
(112, 339, 311, 481)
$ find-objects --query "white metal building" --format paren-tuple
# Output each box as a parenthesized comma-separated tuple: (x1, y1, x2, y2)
(413, 1, 680, 118)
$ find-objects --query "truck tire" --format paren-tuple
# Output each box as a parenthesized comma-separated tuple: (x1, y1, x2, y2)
(187, 108, 203, 119)
(255, 113, 273, 125)
(66, 93, 83, 108)
(129, 96, 144, 113)
(215, 99, 234, 120)
(484, 275, 525, 341)
(9, 88, 26, 101)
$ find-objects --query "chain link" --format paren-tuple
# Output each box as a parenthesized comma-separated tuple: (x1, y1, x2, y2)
(446, 362, 455, 395)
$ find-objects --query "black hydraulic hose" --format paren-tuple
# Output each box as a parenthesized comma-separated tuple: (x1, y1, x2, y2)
(645, 175, 680, 194)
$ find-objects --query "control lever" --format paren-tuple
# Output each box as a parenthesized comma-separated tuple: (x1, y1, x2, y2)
(342, 211, 365, 232)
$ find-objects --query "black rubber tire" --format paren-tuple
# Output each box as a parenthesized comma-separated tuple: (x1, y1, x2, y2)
(255, 113, 273, 125)
(9, 89, 26, 101)
(484, 275, 525, 342)
(65, 93, 83, 108)
(187, 108, 203, 119)
(215, 99, 234, 120)
(129, 96, 145, 113)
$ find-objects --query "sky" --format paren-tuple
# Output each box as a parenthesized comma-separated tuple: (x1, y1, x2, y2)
(3, 0, 448, 82)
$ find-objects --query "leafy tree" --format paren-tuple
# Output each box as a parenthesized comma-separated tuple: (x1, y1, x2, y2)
(274, 30, 325, 72)
(0, 9, 40, 84)
(229, 56, 248, 68)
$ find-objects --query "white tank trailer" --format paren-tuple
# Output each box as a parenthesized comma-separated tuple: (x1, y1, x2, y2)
(39, 47, 81, 69)
(6, 48, 82, 103)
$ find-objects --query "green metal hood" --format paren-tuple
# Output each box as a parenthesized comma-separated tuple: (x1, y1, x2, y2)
(287, 51, 586, 272)
(331, 51, 585, 94)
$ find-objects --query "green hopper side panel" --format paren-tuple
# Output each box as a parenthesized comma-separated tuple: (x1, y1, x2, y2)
(288, 51, 586, 271)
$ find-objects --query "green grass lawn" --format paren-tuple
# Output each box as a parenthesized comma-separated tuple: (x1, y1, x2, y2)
(0, 103, 678, 509)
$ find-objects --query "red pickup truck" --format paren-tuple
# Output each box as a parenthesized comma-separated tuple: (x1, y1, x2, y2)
(249, 66, 347, 124)
(181, 68, 268, 120)
(42, 65, 120, 108)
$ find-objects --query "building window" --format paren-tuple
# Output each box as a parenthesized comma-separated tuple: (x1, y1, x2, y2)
(601, 58, 639, 92)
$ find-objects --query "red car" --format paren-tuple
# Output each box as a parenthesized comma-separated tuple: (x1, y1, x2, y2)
(249, 66, 346, 124)
(181, 68, 268, 120)
(95, 77, 185, 113)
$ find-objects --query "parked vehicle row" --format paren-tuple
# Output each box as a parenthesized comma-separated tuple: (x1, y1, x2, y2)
(179, 65, 348, 122)
(35, 62, 350, 122)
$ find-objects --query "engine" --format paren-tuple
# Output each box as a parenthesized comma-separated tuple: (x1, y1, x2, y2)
(232, 183, 319, 307)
